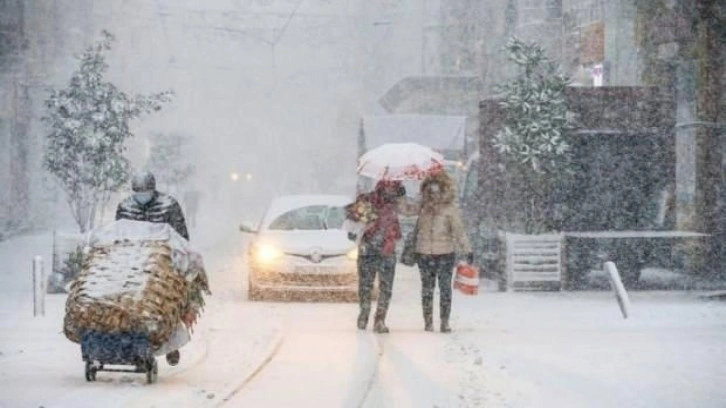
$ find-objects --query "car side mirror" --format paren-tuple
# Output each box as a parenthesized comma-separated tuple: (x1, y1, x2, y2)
(239, 223, 256, 234)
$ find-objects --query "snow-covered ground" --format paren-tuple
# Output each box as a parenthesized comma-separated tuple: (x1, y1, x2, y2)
(1, 222, 725, 407)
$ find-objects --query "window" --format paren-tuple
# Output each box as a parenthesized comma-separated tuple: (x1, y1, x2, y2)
(267, 205, 345, 231)
(324, 206, 345, 229)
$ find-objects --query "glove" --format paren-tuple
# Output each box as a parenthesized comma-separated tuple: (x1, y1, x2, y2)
(465, 252, 474, 265)
(347, 232, 357, 242)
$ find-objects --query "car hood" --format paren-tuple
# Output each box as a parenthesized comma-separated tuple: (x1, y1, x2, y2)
(255, 229, 354, 255)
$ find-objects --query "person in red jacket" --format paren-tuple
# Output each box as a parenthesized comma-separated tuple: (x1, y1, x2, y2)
(347, 180, 405, 333)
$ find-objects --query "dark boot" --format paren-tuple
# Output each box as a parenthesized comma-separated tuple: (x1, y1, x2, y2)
(440, 300, 452, 333)
(373, 319, 389, 333)
(424, 317, 433, 332)
(440, 318, 451, 333)
(373, 309, 389, 333)
(166, 350, 180, 366)
(423, 305, 433, 332)
(357, 309, 370, 330)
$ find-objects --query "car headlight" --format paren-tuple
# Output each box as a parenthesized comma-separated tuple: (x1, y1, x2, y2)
(346, 248, 358, 260)
(254, 244, 283, 263)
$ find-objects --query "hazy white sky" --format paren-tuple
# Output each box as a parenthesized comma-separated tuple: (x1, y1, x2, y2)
(49, 0, 429, 218)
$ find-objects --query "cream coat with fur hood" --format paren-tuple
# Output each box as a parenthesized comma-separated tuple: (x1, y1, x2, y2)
(414, 171, 472, 255)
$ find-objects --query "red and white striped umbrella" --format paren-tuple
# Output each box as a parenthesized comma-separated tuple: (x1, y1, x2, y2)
(357, 143, 445, 181)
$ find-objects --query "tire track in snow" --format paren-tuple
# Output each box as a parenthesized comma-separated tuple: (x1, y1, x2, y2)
(358, 330, 462, 407)
(216, 330, 285, 406)
(218, 310, 384, 407)
(120, 315, 285, 407)
(356, 333, 385, 408)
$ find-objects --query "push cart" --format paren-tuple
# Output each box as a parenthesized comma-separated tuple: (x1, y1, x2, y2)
(80, 331, 158, 384)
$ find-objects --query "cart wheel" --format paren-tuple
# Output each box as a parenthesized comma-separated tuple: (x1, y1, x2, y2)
(85, 361, 97, 382)
(146, 358, 158, 384)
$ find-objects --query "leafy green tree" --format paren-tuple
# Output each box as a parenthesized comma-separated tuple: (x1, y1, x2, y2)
(493, 37, 572, 233)
(43, 31, 172, 232)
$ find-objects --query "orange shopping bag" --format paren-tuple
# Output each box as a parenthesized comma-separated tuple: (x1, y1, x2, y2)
(454, 263, 480, 295)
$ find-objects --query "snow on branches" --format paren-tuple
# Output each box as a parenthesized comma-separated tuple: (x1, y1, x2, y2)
(493, 37, 571, 174)
(42, 31, 172, 232)
(493, 37, 572, 233)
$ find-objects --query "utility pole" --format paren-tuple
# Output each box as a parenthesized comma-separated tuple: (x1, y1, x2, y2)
(4, 0, 31, 229)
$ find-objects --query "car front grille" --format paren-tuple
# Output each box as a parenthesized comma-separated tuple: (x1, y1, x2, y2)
(257, 271, 357, 287)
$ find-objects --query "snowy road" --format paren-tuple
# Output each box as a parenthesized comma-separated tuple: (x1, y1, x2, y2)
(1, 227, 726, 407)
(226, 270, 461, 407)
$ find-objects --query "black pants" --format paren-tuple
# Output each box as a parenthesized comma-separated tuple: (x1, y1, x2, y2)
(417, 253, 455, 321)
(358, 253, 396, 322)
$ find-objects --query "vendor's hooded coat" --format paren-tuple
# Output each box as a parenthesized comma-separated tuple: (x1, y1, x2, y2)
(115, 192, 189, 240)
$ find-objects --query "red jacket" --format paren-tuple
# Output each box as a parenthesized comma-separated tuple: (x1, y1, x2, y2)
(358, 180, 403, 256)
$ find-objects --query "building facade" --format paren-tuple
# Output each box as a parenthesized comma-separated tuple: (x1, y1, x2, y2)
(0, 0, 96, 238)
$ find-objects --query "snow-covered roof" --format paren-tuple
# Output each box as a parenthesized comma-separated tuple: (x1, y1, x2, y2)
(362, 114, 466, 153)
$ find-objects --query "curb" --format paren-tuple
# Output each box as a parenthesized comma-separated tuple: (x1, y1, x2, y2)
(701, 290, 726, 300)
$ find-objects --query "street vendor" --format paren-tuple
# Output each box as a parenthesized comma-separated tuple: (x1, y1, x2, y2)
(115, 170, 196, 366)
(116, 171, 189, 240)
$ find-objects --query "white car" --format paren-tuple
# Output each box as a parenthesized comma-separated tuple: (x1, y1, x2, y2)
(240, 194, 359, 301)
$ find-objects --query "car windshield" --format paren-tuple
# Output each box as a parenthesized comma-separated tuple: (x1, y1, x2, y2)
(267, 205, 345, 231)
